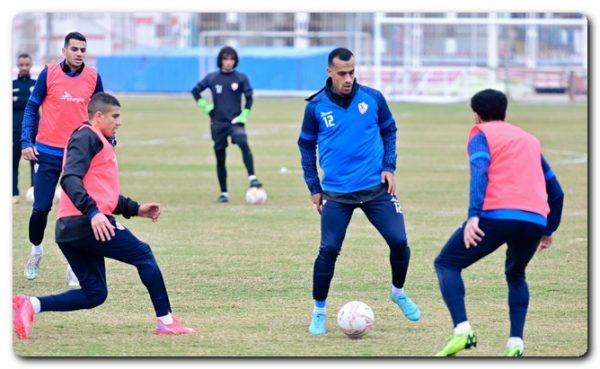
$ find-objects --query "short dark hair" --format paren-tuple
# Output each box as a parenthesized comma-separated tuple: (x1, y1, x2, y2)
(470, 89, 508, 121)
(328, 47, 354, 66)
(18, 53, 31, 60)
(88, 92, 121, 119)
(217, 46, 239, 69)
(64, 32, 87, 47)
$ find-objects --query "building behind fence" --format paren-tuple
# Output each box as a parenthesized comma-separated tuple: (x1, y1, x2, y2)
(12, 12, 587, 102)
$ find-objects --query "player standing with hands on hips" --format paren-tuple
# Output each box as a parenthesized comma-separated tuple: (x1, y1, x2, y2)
(434, 89, 564, 357)
(13, 93, 193, 340)
(191, 46, 263, 203)
(298, 47, 421, 336)
(21, 32, 104, 286)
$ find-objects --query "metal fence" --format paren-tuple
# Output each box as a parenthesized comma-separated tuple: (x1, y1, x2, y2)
(12, 12, 587, 101)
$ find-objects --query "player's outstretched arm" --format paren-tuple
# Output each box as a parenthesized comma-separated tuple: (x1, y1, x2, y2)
(138, 203, 161, 223)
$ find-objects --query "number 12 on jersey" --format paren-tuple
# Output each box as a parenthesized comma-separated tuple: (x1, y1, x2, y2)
(322, 115, 335, 128)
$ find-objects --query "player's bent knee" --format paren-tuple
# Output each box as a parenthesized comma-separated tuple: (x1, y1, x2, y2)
(505, 269, 526, 283)
(83, 288, 108, 309)
(136, 241, 154, 256)
(31, 208, 51, 217)
(316, 247, 339, 262)
(387, 235, 408, 250)
(433, 254, 448, 271)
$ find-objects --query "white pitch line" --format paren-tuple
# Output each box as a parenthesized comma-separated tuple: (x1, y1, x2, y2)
(554, 156, 588, 165)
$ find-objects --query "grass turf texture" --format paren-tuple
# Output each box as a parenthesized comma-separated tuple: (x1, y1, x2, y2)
(12, 97, 587, 357)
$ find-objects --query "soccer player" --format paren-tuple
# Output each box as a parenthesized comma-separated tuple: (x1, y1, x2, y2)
(21, 32, 104, 286)
(434, 89, 564, 357)
(13, 93, 193, 340)
(13, 53, 37, 203)
(191, 46, 263, 203)
(298, 47, 421, 336)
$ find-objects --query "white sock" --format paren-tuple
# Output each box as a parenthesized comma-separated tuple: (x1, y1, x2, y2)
(507, 337, 524, 348)
(31, 244, 43, 255)
(158, 313, 173, 324)
(248, 175, 257, 182)
(391, 285, 405, 297)
(221, 192, 229, 197)
(313, 300, 326, 315)
(29, 297, 41, 314)
(454, 321, 472, 335)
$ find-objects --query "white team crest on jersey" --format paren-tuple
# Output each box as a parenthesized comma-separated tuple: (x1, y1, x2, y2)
(231, 82, 239, 91)
(215, 84, 223, 94)
(358, 102, 368, 114)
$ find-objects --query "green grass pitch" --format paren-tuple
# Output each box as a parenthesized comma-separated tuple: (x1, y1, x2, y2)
(12, 96, 587, 357)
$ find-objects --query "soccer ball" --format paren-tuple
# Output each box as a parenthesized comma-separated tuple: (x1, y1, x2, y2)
(245, 187, 267, 205)
(25, 187, 34, 204)
(337, 301, 375, 339)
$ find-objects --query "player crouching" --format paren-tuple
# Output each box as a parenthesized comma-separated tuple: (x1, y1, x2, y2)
(13, 93, 193, 339)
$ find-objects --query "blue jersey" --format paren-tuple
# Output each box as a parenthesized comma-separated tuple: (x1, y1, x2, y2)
(299, 80, 396, 194)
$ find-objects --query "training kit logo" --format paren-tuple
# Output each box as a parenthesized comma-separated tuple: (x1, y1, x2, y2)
(60, 91, 85, 103)
(215, 84, 223, 94)
(358, 102, 368, 114)
(231, 82, 239, 91)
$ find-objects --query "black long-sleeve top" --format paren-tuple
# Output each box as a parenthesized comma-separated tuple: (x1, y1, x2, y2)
(191, 69, 253, 123)
(13, 74, 37, 133)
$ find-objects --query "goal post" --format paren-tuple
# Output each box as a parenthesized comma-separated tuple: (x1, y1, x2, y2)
(372, 13, 587, 103)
